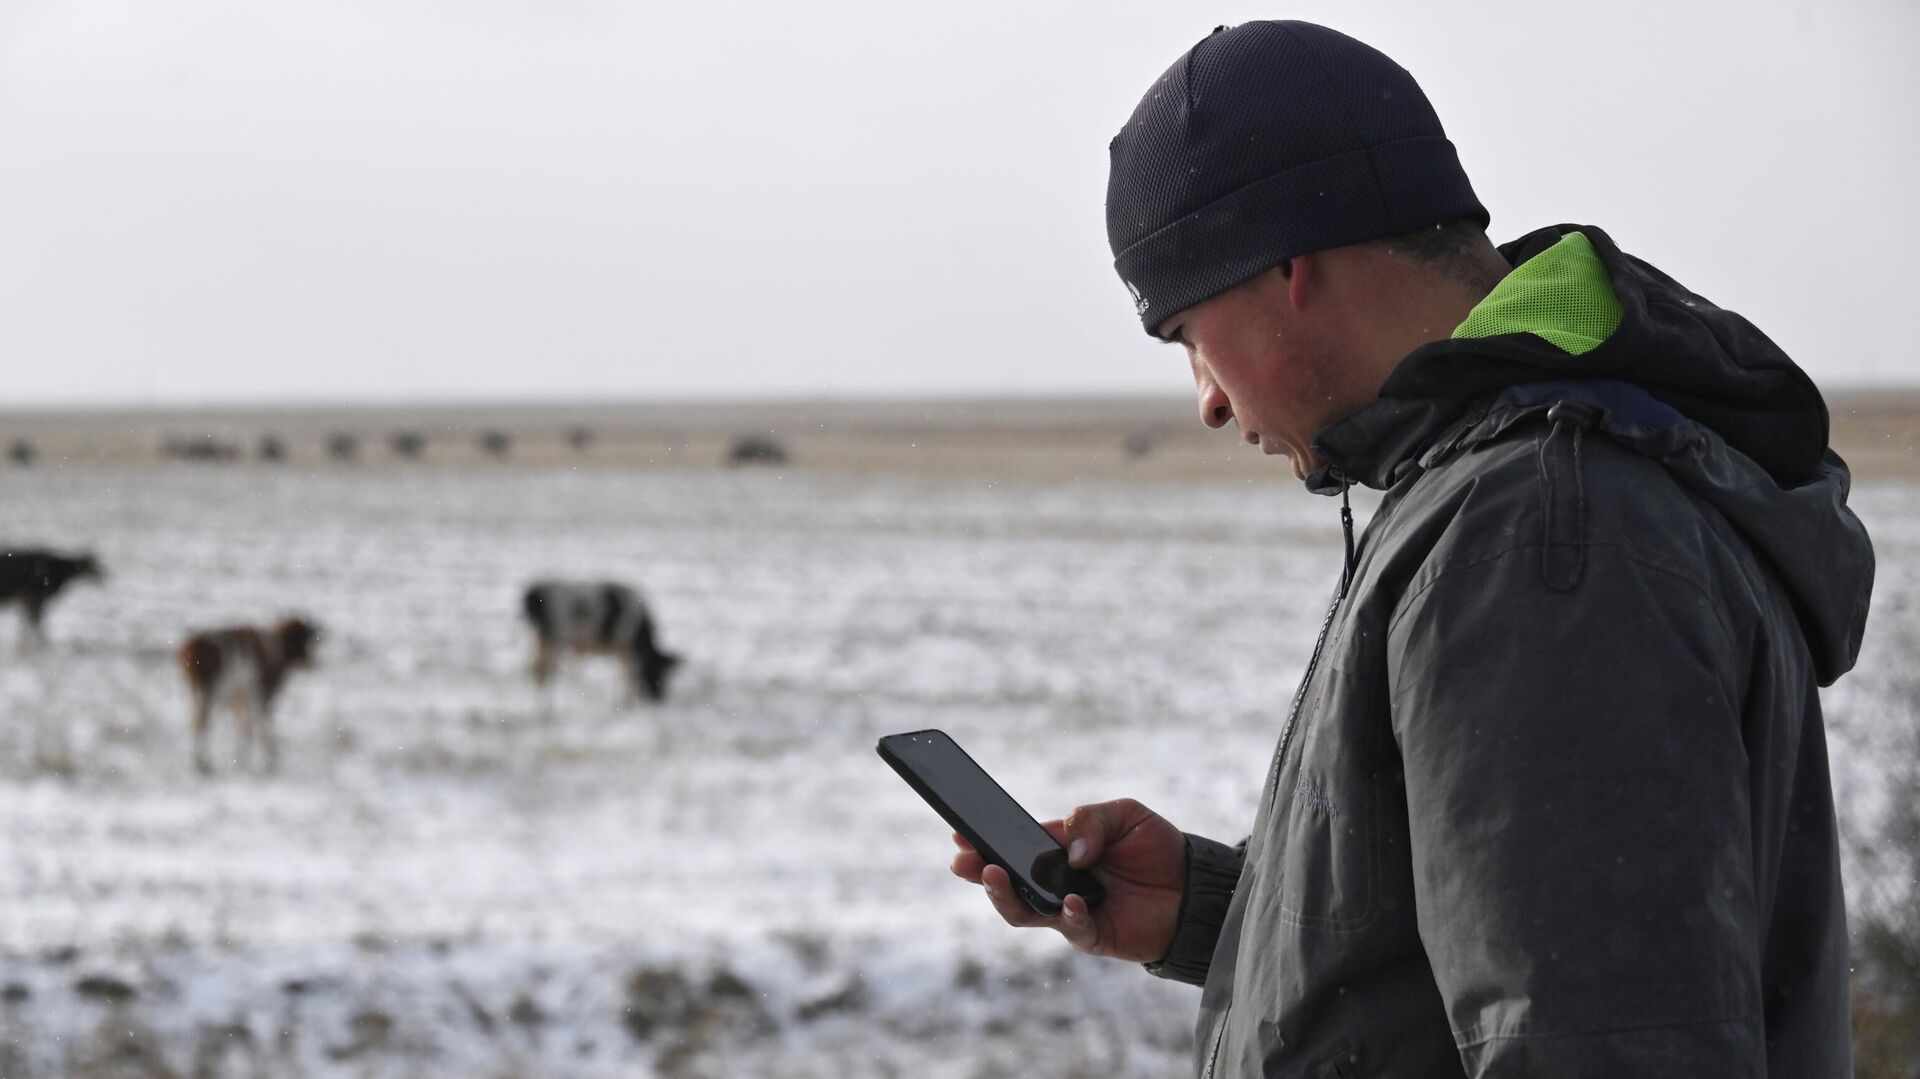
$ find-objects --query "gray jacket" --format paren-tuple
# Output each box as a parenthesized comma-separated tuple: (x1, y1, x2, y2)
(1157, 225, 1873, 1077)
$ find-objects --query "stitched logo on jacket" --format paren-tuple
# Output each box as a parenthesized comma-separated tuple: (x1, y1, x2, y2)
(1296, 775, 1336, 814)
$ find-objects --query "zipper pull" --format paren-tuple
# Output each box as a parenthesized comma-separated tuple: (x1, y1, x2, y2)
(1338, 480, 1356, 598)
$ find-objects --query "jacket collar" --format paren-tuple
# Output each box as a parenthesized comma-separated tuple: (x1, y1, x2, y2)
(1306, 223, 1829, 493)
(1304, 225, 1575, 493)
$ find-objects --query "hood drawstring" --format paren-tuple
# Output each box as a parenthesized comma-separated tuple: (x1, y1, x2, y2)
(1338, 479, 1356, 598)
(1539, 402, 1595, 592)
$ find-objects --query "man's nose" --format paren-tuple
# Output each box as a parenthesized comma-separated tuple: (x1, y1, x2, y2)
(1196, 378, 1233, 429)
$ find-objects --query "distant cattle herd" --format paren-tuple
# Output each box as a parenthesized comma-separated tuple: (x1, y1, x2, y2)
(0, 544, 682, 777)
(137, 427, 617, 465)
(24, 428, 804, 467)
(5, 425, 1177, 470)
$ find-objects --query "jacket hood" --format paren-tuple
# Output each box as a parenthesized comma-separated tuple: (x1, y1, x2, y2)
(1311, 223, 1873, 684)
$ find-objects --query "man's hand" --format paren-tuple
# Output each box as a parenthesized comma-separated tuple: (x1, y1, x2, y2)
(949, 797, 1186, 963)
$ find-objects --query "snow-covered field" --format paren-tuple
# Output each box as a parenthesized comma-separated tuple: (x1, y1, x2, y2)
(1, 454, 1913, 1077)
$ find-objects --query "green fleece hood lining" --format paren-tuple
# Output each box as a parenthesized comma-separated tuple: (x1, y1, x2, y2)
(1453, 231, 1623, 355)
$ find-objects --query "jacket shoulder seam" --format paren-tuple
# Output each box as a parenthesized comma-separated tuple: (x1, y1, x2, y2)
(1454, 1010, 1755, 1049)
(1387, 540, 1738, 654)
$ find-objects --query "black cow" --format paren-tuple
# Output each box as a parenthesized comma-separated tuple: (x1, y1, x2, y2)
(390, 431, 426, 460)
(478, 430, 513, 458)
(0, 549, 103, 648)
(521, 581, 681, 704)
(325, 433, 359, 462)
(726, 435, 788, 467)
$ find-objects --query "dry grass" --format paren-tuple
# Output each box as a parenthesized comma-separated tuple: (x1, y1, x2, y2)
(4, 391, 1915, 483)
(0, 396, 1304, 487)
(1829, 388, 1920, 482)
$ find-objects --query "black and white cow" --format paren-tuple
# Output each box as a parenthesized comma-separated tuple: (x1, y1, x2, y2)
(0, 548, 103, 649)
(521, 581, 681, 704)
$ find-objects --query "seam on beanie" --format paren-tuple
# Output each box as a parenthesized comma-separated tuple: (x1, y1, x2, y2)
(1179, 44, 1200, 114)
(1278, 22, 1392, 230)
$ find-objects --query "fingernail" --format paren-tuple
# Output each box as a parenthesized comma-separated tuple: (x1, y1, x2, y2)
(1062, 902, 1082, 924)
(1068, 838, 1088, 865)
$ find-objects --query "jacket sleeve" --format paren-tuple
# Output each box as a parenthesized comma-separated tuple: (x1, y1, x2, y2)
(1143, 833, 1243, 987)
(1387, 543, 1768, 1075)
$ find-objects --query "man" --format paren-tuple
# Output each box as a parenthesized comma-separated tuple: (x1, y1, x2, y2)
(950, 21, 1873, 1077)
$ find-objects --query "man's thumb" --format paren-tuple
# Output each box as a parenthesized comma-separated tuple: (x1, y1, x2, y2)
(1063, 801, 1121, 868)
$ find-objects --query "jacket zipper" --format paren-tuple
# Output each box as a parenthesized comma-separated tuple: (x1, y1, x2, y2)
(1265, 479, 1355, 815)
(1220, 480, 1358, 1076)
(1202, 1002, 1231, 1079)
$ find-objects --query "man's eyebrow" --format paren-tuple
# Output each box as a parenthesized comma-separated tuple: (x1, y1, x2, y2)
(1159, 328, 1186, 346)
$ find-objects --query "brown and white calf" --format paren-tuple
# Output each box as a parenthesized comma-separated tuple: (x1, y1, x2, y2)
(178, 617, 321, 775)
(0, 548, 103, 650)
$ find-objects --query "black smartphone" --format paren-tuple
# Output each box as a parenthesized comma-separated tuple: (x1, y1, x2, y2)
(877, 728, 1105, 916)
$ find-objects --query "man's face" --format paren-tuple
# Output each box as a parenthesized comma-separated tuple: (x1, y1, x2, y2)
(1159, 268, 1339, 481)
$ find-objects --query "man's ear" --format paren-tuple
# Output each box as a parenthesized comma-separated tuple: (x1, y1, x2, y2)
(1284, 252, 1315, 312)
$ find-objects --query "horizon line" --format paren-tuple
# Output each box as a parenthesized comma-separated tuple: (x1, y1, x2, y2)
(6, 378, 1920, 418)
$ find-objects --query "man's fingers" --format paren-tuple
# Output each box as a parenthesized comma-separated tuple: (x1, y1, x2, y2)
(980, 865, 1049, 928)
(974, 869, 1101, 955)
(951, 831, 975, 853)
(1056, 893, 1099, 950)
(957, 800, 1165, 959)
(951, 850, 986, 882)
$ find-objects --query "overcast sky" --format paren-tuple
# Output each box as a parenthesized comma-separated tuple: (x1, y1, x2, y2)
(1, 0, 1913, 407)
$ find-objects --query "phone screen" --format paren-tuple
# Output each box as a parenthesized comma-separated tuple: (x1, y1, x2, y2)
(878, 729, 1103, 914)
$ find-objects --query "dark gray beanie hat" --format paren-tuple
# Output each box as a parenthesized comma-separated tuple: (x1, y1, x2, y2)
(1106, 21, 1488, 334)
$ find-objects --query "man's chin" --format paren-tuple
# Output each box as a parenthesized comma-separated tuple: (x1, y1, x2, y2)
(1280, 449, 1323, 482)
(1255, 439, 1316, 480)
